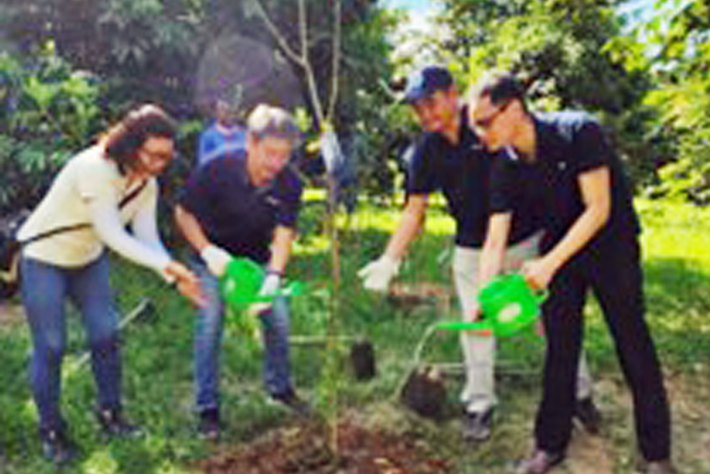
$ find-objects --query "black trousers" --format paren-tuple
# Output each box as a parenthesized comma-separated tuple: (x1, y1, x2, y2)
(535, 237, 671, 461)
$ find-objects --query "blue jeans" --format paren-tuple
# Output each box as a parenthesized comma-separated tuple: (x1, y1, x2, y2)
(20, 253, 122, 431)
(191, 258, 293, 412)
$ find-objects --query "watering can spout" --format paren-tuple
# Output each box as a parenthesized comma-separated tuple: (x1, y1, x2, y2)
(435, 320, 494, 335)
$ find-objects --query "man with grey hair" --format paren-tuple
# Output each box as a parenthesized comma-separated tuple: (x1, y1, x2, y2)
(175, 104, 308, 441)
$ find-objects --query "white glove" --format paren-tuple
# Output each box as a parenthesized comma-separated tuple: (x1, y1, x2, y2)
(259, 272, 282, 297)
(247, 272, 282, 317)
(357, 254, 400, 292)
(200, 244, 232, 277)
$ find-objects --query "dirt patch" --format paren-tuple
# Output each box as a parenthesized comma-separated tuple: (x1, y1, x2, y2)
(665, 371, 710, 473)
(561, 372, 710, 474)
(565, 432, 615, 474)
(388, 282, 453, 315)
(0, 303, 25, 329)
(196, 373, 710, 474)
(196, 417, 452, 474)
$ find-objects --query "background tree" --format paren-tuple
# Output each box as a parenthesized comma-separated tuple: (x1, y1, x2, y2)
(0, 0, 398, 210)
(435, 0, 664, 190)
(0, 46, 102, 213)
(639, 0, 710, 203)
(1, 0, 707, 205)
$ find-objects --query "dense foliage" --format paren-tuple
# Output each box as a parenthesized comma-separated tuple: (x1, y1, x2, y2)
(0, 47, 103, 213)
(0, 0, 708, 207)
(430, 0, 709, 200)
(0, 0, 397, 210)
(430, 0, 649, 189)
(640, 0, 710, 203)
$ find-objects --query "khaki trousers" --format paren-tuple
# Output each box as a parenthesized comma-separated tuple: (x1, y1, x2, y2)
(453, 233, 594, 414)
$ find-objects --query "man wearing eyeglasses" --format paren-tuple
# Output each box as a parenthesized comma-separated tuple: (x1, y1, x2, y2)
(358, 65, 599, 442)
(469, 72, 677, 474)
(175, 105, 310, 442)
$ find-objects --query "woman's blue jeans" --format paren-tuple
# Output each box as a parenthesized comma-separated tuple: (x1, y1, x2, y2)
(191, 258, 293, 412)
(20, 253, 122, 431)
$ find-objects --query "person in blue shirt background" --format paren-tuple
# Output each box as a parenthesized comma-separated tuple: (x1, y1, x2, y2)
(197, 98, 247, 166)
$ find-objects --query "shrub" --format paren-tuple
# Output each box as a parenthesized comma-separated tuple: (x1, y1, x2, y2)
(0, 45, 103, 214)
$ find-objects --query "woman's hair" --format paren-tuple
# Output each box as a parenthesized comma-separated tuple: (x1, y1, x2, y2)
(103, 104, 177, 172)
(247, 104, 301, 144)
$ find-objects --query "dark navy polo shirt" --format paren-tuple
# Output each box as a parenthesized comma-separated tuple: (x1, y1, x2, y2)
(407, 106, 540, 248)
(490, 111, 640, 253)
(179, 153, 303, 264)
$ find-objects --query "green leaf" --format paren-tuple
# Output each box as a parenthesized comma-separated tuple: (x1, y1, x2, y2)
(23, 76, 60, 112)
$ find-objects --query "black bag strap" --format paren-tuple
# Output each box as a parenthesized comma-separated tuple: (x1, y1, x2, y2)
(21, 180, 148, 246)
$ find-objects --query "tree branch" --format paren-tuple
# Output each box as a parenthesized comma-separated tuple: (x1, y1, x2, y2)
(298, 0, 325, 125)
(250, 0, 305, 67)
(326, 0, 341, 123)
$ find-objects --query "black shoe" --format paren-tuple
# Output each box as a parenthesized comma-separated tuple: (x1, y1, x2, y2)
(270, 389, 311, 416)
(197, 408, 220, 441)
(39, 428, 78, 465)
(96, 408, 143, 439)
(513, 450, 565, 474)
(573, 397, 602, 434)
(462, 409, 494, 442)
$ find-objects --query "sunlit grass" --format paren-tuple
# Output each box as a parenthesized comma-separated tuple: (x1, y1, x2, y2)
(637, 199, 710, 266)
(0, 197, 708, 473)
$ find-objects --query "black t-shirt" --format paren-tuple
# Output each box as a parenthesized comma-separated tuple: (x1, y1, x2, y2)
(179, 153, 303, 264)
(489, 111, 641, 253)
(407, 106, 540, 248)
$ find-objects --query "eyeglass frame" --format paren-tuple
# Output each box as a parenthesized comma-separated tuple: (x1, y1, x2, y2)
(472, 100, 512, 132)
(138, 145, 173, 165)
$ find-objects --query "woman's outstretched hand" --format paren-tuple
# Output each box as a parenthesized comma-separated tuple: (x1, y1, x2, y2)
(165, 261, 206, 307)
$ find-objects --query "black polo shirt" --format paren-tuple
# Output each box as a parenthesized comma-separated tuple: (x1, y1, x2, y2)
(407, 106, 541, 248)
(179, 153, 303, 264)
(489, 111, 640, 253)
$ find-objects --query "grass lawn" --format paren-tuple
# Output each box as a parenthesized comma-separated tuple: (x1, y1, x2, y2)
(0, 197, 709, 473)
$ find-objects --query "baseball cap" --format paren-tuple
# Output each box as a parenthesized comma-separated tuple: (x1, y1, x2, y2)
(404, 65, 454, 103)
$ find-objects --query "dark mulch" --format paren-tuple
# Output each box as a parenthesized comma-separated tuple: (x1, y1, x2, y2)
(196, 417, 453, 474)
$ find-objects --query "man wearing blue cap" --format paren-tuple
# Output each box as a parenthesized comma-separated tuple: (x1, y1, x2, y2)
(358, 65, 601, 441)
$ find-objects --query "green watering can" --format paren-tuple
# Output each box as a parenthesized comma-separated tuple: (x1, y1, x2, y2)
(219, 257, 303, 336)
(219, 257, 303, 311)
(436, 274, 547, 337)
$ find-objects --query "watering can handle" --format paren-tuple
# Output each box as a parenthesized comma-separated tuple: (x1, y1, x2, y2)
(533, 288, 549, 304)
(507, 273, 548, 304)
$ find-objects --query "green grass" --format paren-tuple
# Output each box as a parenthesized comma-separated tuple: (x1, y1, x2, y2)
(1, 197, 709, 473)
